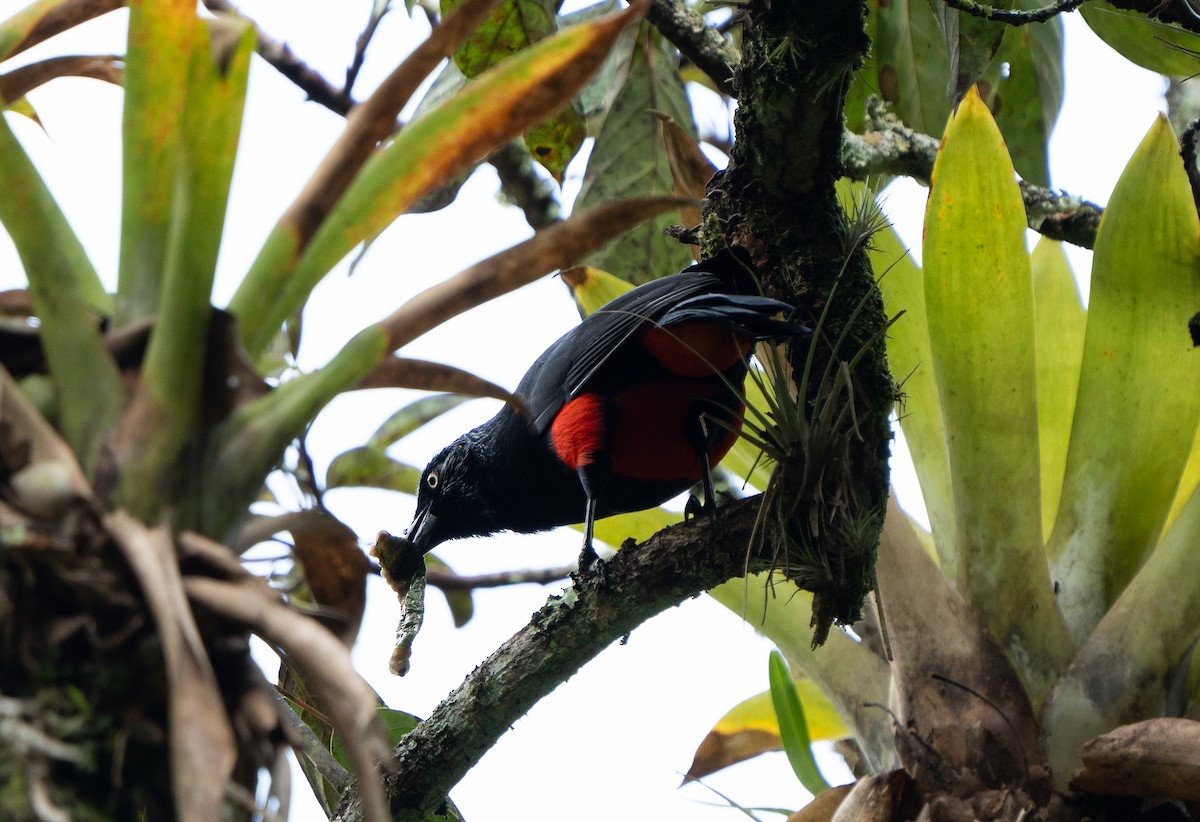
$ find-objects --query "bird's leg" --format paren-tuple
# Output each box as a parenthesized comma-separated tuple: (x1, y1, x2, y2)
(576, 462, 608, 574)
(578, 494, 600, 572)
(685, 411, 720, 521)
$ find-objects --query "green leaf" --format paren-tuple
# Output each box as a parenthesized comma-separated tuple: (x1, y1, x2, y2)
(0, 0, 121, 63)
(923, 88, 1069, 696)
(368, 395, 474, 449)
(575, 23, 696, 285)
(1047, 115, 1200, 641)
(1030, 238, 1083, 541)
(523, 101, 586, 182)
(444, 0, 556, 77)
(873, 207, 955, 575)
(118, 18, 255, 519)
(0, 107, 121, 474)
(875, 0, 952, 136)
(1080, 1, 1200, 77)
(933, 2, 1008, 103)
(443, 0, 582, 179)
(116, 0, 198, 327)
(233, 1, 646, 359)
(768, 651, 832, 796)
(327, 447, 422, 493)
(987, 11, 1063, 187)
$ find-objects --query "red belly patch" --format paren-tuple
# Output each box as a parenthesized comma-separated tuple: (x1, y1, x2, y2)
(608, 379, 743, 482)
(550, 393, 607, 470)
(637, 322, 751, 378)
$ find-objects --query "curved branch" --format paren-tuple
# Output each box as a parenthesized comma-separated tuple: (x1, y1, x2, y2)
(332, 497, 768, 821)
(840, 107, 1104, 249)
(941, 0, 1086, 25)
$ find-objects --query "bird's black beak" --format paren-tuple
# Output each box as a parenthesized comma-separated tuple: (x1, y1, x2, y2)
(406, 503, 439, 555)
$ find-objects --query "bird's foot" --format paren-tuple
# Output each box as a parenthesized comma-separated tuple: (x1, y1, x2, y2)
(684, 494, 715, 522)
(577, 542, 601, 575)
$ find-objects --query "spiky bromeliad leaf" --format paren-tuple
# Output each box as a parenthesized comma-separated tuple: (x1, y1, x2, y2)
(923, 87, 1070, 704)
(1045, 115, 1200, 643)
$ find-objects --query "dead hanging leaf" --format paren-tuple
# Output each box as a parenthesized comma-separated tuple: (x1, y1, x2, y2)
(178, 531, 392, 822)
(652, 109, 717, 260)
(0, 54, 122, 103)
(685, 728, 781, 783)
(0, 0, 125, 62)
(231, 511, 369, 646)
(357, 356, 526, 415)
(1071, 717, 1200, 801)
(105, 513, 236, 822)
(379, 194, 693, 350)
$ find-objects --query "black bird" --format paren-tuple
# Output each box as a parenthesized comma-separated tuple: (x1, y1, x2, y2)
(406, 248, 805, 565)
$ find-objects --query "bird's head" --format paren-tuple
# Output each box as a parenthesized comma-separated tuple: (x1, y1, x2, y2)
(406, 430, 501, 555)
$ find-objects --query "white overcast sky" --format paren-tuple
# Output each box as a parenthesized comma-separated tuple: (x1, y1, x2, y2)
(0, 3, 1170, 820)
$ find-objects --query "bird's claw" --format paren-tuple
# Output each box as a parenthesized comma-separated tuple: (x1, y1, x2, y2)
(684, 494, 714, 522)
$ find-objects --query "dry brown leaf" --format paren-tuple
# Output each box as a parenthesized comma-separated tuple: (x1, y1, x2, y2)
(380, 194, 694, 350)
(233, 510, 369, 645)
(684, 728, 781, 783)
(179, 530, 392, 822)
(357, 356, 527, 416)
(105, 512, 236, 822)
(652, 109, 717, 261)
(0, 54, 122, 103)
(1071, 717, 1200, 801)
(877, 497, 1042, 796)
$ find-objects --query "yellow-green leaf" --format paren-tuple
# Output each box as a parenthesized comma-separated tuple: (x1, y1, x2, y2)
(873, 208, 954, 575)
(1030, 238, 1083, 540)
(923, 87, 1069, 695)
(1047, 115, 1200, 641)
(116, 0, 198, 327)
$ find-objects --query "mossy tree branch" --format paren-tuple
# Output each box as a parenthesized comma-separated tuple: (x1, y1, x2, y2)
(331, 498, 768, 821)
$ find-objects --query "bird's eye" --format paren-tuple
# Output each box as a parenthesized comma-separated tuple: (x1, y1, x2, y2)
(426, 471, 440, 489)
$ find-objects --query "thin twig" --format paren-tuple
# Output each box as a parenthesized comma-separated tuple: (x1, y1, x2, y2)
(203, 0, 356, 115)
(941, 0, 1087, 25)
(344, 1, 393, 99)
(425, 565, 574, 590)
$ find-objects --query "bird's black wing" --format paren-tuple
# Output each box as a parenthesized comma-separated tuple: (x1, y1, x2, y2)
(519, 270, 722, 433)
